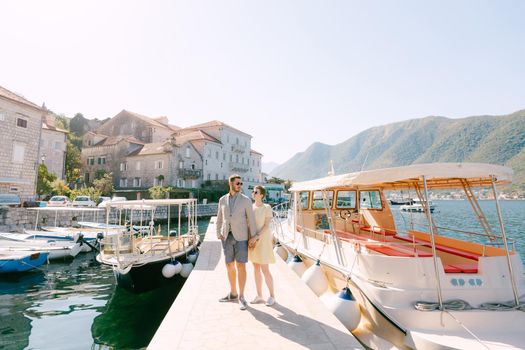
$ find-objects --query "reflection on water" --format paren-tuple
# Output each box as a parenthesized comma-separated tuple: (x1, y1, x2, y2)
(0, 218, 209, 350)
(392, 200, 525, 261)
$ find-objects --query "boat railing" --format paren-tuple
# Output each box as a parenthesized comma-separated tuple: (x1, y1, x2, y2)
(397, 220, 516, 252)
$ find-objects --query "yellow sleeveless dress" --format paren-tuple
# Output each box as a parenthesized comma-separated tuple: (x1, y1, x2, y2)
(248, 204, 275, 264)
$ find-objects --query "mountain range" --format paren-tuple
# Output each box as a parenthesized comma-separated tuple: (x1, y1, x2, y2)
(270, 109, 525, 189)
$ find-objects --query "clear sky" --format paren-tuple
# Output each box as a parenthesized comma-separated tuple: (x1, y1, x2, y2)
(2, 1, 524, 164)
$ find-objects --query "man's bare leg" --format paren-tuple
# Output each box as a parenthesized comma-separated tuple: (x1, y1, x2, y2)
(226, 262, 238, 296)
(236, 262, 247, 297)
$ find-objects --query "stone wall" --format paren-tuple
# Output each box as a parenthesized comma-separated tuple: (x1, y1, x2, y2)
(0, 95, 44, 200)
(0, 204, 218, 232)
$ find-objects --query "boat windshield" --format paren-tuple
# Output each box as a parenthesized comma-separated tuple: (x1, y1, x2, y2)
(359, 190, 382, 209)
(312, 191, 334, 209)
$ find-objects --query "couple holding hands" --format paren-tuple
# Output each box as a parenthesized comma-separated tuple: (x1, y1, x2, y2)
(216, 174, 276, 310)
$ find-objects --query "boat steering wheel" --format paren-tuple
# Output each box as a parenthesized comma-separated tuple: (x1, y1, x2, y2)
(339, 209, 353, 220)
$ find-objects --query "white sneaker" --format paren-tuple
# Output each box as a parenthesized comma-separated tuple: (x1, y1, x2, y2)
(239, 296, 247, 310)
(250, 296, 265, 304)
(265, 297, 275, 306)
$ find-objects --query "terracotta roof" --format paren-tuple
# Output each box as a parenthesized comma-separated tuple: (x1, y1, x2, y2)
(174, 130, 222, 146)
(0, 85, 42, 110)
(127, 141, 172, 156)
(93, 135, 144, 147)
(250, 149, 263, 156)
(117, 109, 180, 131)
(180, 120, 252, 137)
(189, 140, 204, 157)
(42, 114, 68, 133)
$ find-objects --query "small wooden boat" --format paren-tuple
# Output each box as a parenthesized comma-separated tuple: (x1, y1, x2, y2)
(0, 251, 49, 273)
(97, 199, 200, 293)
(0, 234, 82, 260)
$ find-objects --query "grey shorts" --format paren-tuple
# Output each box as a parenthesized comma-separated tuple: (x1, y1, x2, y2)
(222, 233, 248, 264)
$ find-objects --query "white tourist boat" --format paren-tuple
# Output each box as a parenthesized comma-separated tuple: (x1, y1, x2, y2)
(96, 199, 200, 293)
(272, 163, 525, 349)
(0, 233, 82, 260)
(400, 199, 436, 213)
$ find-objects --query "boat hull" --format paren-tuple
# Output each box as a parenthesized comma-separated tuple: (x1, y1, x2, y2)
(113, 255, 190, 293)
(0, 252, 48, 273)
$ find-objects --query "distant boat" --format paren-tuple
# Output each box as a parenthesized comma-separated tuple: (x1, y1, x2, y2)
(400, 199, 436, 212)
(0, 251, 49, 273)
(389, 198, 414, 205)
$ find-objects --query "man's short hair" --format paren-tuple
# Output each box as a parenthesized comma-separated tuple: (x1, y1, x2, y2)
(229, 174, 241, 183)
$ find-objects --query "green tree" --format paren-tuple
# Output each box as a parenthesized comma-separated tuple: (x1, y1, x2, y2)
(51, 178, 71, 196)
(37, 164, 56, 198)
(65, 139, 82, 183)
(70, 187, 101, 202)
(149, 186, 172, 199)
(93, 172, 114, 196)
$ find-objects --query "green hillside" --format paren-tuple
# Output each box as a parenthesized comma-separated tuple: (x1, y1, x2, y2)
(271, 109, 525, 189)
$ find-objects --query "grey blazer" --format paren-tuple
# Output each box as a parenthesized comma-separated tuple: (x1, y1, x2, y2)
(216, 193, 257, 241)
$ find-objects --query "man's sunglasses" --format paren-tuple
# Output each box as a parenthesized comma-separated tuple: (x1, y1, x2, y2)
(234, 182, 243, 186)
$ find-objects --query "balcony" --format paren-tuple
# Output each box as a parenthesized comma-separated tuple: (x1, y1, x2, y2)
(231, 144, 246, 153)
(178, 169, 202, 179)
(229, 162, 249, 173)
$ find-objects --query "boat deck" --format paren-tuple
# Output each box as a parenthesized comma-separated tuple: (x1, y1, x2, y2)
(148, 217, 363, 350)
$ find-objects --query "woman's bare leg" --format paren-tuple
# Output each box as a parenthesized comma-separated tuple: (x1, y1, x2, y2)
(253, 263, 263, 297)
(261, 264, 274, 298)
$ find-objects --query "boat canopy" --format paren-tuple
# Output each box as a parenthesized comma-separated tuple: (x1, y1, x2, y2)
(107, 198, 197, 208)
(27, 207, 104, 212)
(289, 163, 513, 191)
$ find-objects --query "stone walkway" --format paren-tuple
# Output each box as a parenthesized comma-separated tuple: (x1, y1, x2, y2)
(148, 217, 363, 350)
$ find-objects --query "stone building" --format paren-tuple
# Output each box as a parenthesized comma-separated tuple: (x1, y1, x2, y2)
(89, 109, 179, 144)
(40, 114, 68, 179)
(81, 112, 263, 193)
(0, 85, 44, 200)
(174, 120, 263, 183)
(82, 135, 144, 185)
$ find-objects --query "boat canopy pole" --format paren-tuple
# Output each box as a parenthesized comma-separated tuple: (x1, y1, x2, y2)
(461, 179, 496, 241)
(293, 192, 298, 243)
(422, 176, 443, 310)
(323, 190, 345, 266)
(490, 175, 520, 307)
(34, 210, 39, 230)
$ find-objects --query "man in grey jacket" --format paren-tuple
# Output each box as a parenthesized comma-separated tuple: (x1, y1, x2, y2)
(216, 174, 257, 310)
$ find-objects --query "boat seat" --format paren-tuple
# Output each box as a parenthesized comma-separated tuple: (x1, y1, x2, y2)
(444, 264, 478, 274)
(394, 235, 480, 261)
(364, 243, 432, 257)
(325, 230, 431, 257)
(360, 226, 397, 236)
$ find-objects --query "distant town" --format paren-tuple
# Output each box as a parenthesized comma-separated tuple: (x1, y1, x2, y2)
(0, 84, 286, 206)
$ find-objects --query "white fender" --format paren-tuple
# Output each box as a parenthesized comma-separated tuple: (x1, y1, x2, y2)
(301, 260, 328, 296)
(162, 263, 178, 278)
(187, 252, 198, 264)
(287, 255, 306, 277)
(273, 244, 288, 261)
(322, 287, 361, 331)
(180, 262, 194, 278)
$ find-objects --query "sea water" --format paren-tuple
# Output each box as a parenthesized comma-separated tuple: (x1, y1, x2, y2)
(0, 218, 209, 350)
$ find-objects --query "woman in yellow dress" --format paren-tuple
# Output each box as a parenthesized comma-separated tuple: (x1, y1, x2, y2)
(248, 185, 276, 306)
